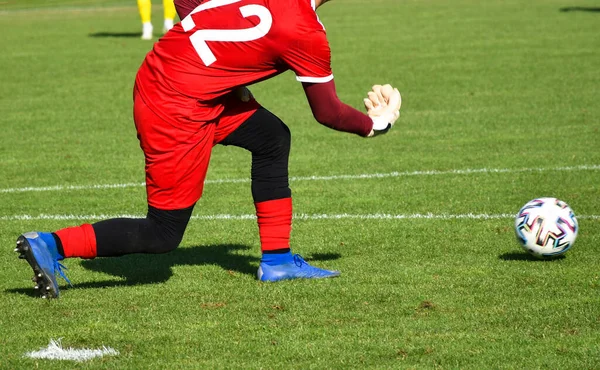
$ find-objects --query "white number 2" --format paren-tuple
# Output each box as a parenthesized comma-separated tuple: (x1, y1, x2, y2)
(181, 0, 273, 66)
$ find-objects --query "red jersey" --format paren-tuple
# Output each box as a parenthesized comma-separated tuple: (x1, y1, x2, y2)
(135, 0, 332, 124)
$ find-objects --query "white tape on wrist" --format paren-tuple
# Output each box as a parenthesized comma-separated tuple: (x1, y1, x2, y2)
(371, 115, 390, 131)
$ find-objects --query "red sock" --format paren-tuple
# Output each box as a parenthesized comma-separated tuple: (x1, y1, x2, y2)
(255, 198, 292, 252)
(55, 224, 97, 259)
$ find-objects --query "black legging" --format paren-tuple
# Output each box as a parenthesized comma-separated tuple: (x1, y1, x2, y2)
(220, 107, 291, 203)
(93, 108, 291, 257)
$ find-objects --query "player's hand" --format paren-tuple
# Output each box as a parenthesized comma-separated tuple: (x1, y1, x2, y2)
(363, 84, 401, 137)
(235, 86, 253, 102)
(366, 84, 393, 108)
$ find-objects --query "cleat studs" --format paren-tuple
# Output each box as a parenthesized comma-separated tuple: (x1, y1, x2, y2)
(37, 273, 42, 278)
(16, 239, 23, 246)
(18, 254, 26, 259)
(46, 286, 50, 291)
(34, 285, 39, 289)
(41, 295, 47, 299)
(14, 248, 19, 252)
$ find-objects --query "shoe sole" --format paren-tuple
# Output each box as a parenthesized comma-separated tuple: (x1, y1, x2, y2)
(258, 266, 341, 282)
(260, 274, 340, 282)
(15, 236, 59, 299)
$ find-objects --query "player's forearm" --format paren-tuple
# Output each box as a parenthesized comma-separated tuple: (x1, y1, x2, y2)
(303, 81, 373, 137)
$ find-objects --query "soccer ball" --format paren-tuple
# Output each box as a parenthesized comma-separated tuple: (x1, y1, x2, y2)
(514, 197, 578, 258)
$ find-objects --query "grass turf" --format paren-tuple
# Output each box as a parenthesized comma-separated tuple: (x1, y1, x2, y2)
(0, 0, 599, 368)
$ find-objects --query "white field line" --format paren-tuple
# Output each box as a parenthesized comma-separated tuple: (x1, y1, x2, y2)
(24, 338, 118, 362)
(1, 164, 599, 194)
(0, 182, 146, 194)
(1, 213, 599, 222)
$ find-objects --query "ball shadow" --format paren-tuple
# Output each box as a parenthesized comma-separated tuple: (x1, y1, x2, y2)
(88, 32, 143, 38)
(559, 6, 600, 12)
(499, 252, 566, 262)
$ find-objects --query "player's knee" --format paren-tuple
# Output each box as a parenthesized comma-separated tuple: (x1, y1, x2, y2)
(142, 224, 185, 254)
(153, 232, 184, 253)
(268, 121, 291, 158)
(146, 206, 192, 254)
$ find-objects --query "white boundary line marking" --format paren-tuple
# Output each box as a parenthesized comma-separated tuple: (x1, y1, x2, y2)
(24, 338, 118, 362)
(0, 182, 146, 194)
(1, 164, 599, 194)
(2, 213, 599, 221)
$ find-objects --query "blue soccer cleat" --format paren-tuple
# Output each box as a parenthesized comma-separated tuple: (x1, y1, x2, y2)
(15, 232, 70, 299)
(257, 254, 340, 282)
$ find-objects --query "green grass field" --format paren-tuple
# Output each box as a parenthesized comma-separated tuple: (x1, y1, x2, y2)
(1, 0, 599, 368)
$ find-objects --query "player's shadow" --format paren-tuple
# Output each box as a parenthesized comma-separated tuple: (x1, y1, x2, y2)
(499, 252, 566, 261)
(77, 244, 259, 288)
(6, 245, 341, 297)
(88, 32, 143, 38)
(559, 6, 600, 12)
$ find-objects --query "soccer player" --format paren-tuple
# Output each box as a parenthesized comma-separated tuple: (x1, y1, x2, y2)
(138, 0, 177, 40)
(15, 0, 402, 298)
